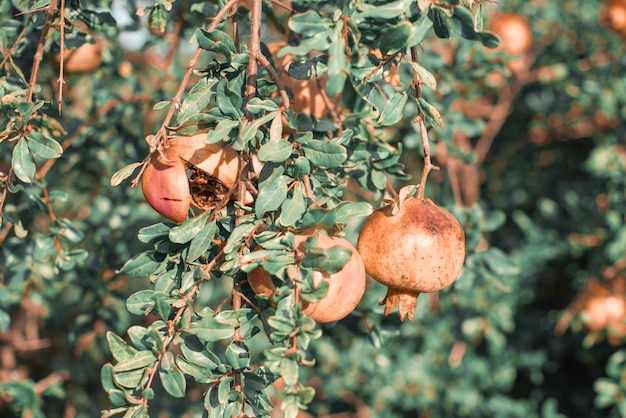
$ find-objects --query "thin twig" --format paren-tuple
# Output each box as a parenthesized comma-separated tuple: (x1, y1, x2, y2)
(415, 116, 437, 200)
(244, 0, 263, 110)
(56, 0, 66, 114)
(257, 52, 290, 109)
(34, 370, 69, 397)
(410, 46, 439, 201)
(1, 16, 32, 71)
(27, 1, 58, 103)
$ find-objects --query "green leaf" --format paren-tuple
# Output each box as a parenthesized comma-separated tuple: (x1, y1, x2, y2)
(279, 182, 307, 227)
(115, 369, 148, 390)
(368, 324, 400, 348)
(12, 138, 35, 183)
(169, 214, 209, 244)
(377, 21, 411, 54)
(180, 336, 221, 369)
(137, 223, 170, 244)
(159, 352, 186, 398)
(111, 162, 142, 186)
(225, 342, 250, 371)
(418, 97, 444, 128)
(204, 385, 221, 411)
(26, 132, 62, 159)
(123, 290, 153, 318)
(176, 78, 216, 126)
(187, 315, 236, 343)
(246, 98, 279, 114)
(127, 326, 154, 351)
(407, 12, 434, 45)
(476, 31, 500, 48)
(113, 351, 157, 373)
(255, 166, 291, 218)
(243, 367, 275, 392)
(218, 376, 233, 404)
(106, 332, 138, 363)
(280, 358, 299, 387)
(301, 244, 352, 275)
(410, 61, 437, 91)
(120, 251, 162, 278)
(356, 1, 405, 19)
(288, 11, 332, 36)
(378, 92, 408, 126)
(287, 56, 328, 80)
(269, 112, 283, 141)
(175, 356, 215, 383)
(258, 139, 293, 163)
(206, 119, 239, 144)
(429, 7, 451, 38)
(223, 220, 261, 256)
(187, 221, 218, 262)
(327, 23, 348, 98)
(481, 248, 520, 276)
(335, 201, 373, 224)
(101, 363, 119, 394)
(452, 6, 478, 40)
(291, 156, 312, 178)
(152, 100, 170, 110)
(196, 29, 237, 58)
(50, 218, 84, 243)
(299, 270, 329, 303)
(301, 139, 347, 168)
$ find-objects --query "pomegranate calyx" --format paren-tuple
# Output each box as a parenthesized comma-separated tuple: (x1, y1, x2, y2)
(379, 287, 421, 321)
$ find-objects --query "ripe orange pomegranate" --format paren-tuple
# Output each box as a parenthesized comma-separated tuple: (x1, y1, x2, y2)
(600, 0, 626, 38)
(357, 190, 465, 321)
(489, 11, 533, 75)
(141, 133, 242, 223)
(248, 232, 367, 323)
(266, 41, 340, 119)
(583, 294, 626, 332)
(55, 40, 103, 73)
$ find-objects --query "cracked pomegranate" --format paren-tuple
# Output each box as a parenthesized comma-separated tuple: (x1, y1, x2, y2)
(141, 133, 241, 223)
(357, 194, 465, 321)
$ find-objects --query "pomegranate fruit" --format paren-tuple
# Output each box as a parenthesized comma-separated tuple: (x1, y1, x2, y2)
(248, 232, 366, 323)
(55, 40, 103, 73)
(583, 295, 626, 332)
(141, 149, 191, 224)
(600, 0, 626, 38)
(266, 41, 340, 119)
(141, 133, 242, 222)
(357, 189, 465, 320)
(489, 11, 533, 75)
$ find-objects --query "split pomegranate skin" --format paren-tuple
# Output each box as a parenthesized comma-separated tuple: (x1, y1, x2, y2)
(141, 133, 242, 223)
(357, 197, 466, 321)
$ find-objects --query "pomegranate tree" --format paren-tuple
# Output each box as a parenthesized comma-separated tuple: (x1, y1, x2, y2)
(357, 186, 466, 321)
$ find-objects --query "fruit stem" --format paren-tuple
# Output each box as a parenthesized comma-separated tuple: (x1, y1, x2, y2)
(410, 47, 439, 201)
(416, 115, 437, 201)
